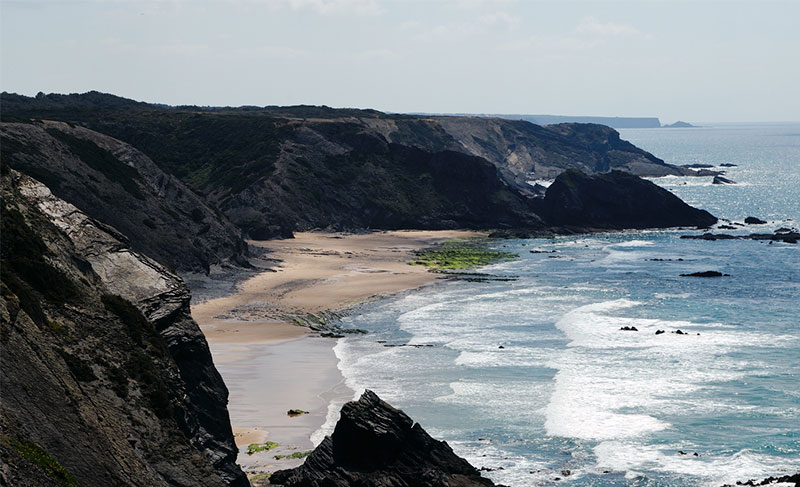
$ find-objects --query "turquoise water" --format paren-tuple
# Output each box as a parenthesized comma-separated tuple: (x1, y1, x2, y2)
(321, 124, 800, 486)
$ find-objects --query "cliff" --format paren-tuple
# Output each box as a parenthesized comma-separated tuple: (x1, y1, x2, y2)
(0, 120, 249, 273)
(431, 117, 687, 187)
(539, 169, 718, 229)
(1, 91, 706, 239)
(270, 390, 495, 487)
(0, 169, 247, 486)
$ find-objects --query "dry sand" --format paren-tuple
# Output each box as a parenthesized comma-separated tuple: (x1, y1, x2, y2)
(191, 230, 481, 475)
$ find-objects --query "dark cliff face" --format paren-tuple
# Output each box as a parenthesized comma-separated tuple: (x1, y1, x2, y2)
(0, 121, 249, 273)
(220, 131, 544, 237)
(1, 91, 704, 240)
(539, 169, 718, 229)
(271, 390, 495, 487)
(0, 170, 247, 486)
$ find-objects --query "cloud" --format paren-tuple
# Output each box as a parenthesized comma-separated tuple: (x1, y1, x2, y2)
(479, 11, 520, 30)
(503, 35, 602, 53)
(575, 16, 649, 38)
(354, 48, 398, 61)
(286, 0, 383, 16)
(457, 0, 517, 10)
(407, 10, 520, 43)
(233, 45, 308, 59)
(412, 23, 472, 43)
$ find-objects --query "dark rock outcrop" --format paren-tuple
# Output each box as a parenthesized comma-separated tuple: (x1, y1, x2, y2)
(270, 390, 495, 487)
(0, 121, 249, 273)
(745, 216, 767, 224)
(712, 175, 736, 185)
(720, 472, 799, 487)
(538, 169, 718, 229)
(680, 271, 729, 277)
(680, 231, 799, 243)
(0, 170, 247, 486)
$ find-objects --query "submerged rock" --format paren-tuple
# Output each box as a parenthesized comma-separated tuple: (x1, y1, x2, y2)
(680, 231, 799, 243)
(270, 390, 496, 487)
(680, 271, 730, 277)
(712, 175, 737, 185)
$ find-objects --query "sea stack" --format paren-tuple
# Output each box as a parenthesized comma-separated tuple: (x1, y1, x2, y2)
(270, 390, 496, 487)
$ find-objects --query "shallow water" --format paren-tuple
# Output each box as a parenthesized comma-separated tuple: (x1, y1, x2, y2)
(320, 123, 800, 486)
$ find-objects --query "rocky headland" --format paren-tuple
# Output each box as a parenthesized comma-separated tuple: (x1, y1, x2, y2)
(538, 169, 717, 229)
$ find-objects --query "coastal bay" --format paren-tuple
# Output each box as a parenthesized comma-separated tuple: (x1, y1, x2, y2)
(190, 230, 481, 477)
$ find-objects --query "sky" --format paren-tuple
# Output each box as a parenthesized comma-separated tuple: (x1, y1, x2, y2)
(2, 0, 799, 123)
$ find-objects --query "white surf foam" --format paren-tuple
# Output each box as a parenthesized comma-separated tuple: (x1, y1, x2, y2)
(594, 441, 800, 486)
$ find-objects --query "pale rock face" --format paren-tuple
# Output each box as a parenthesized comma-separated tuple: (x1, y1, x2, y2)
(4, 170, 247, 487)
(16, 173, 185, 321)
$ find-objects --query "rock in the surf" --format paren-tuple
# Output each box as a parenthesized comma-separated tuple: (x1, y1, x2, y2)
(680, 271, 729, 277)
(270, 390, 496, 487)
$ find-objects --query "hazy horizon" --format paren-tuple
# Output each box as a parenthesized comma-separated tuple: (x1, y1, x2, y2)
(2, 0, 799, 124)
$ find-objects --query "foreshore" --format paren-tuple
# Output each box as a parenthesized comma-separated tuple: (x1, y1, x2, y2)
(190, 230, 481, 476)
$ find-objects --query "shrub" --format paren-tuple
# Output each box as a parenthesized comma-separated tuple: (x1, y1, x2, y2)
(4, 435, 79, 487)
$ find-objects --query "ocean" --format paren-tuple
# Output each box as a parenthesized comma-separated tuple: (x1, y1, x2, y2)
(318, 123, 800, 486)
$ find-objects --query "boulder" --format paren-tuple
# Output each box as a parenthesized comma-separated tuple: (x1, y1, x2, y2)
(744, 216, 767, 224)
(270, 390, 495, 487)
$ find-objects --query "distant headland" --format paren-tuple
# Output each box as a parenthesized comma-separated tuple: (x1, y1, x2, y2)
(420, 113, 697, 129)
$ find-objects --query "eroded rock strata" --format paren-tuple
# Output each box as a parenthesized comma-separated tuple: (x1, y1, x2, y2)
(0, 169, 246, 486)
(0, 121, 248, 273)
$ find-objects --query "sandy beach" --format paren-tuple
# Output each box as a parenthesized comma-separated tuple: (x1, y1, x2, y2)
(190, 230, 481, 476)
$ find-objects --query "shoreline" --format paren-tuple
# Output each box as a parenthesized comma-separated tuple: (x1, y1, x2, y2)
(190, 230, 482, 477)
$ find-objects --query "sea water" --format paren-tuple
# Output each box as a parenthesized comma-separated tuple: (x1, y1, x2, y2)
(318, 123, 800, 486)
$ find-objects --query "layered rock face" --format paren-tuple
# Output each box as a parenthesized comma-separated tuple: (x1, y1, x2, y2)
(0, 169, 247, 486)
(539, 169, 718, 229)
(271, 390, 496, 487)
(0, 121, 248, 272)
(432, 117, 689, 187)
